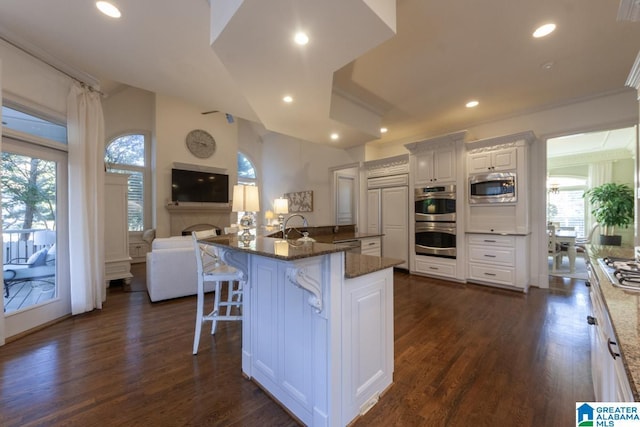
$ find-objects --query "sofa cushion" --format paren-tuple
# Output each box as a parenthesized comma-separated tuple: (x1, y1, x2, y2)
(151, 236, 192, 250)
(26, 247, 48, 267)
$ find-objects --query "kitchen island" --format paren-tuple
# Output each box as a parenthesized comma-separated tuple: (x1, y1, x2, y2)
(199, 235, 402, 426)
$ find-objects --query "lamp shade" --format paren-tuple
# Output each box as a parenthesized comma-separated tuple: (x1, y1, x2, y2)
(232, 184, 260, 212)
(273, 197, 289, 215)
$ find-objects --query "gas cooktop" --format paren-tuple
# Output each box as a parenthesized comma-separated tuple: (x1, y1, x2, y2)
(598, 257, 640, 292)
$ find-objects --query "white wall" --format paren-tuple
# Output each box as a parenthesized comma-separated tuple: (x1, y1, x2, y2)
(261, 132, 356, 226)
(103, 86, 155, 141)
(154, 94, 238, 237)
(0, 40, 70, 119)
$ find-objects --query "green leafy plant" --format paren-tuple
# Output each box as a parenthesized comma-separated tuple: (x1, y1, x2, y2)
(584, 182, 634, 236)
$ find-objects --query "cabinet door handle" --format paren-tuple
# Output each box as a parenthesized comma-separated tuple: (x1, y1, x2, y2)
(484, 254, 496, 258)
(483, 240, 497, 243)
(429, 266, 439, 270)
(586, 315, 597, 325)
(607, 338, 621, 359)
(483, 272, 496, 277)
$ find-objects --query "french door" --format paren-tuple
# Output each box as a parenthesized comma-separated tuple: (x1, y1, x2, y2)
(1, 136, 70, 339)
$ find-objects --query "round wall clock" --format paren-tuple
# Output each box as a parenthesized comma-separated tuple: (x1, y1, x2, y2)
(186, 129, 216, 158)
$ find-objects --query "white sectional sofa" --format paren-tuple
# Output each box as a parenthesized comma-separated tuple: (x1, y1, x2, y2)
(146, 236, 215, 302)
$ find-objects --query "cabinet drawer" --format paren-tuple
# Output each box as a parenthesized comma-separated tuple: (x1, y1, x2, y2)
(468, 264, 514, 285)
(467, 234, 515, 247)
(415, 257, 455, 277)
(468, 246, 514, 266)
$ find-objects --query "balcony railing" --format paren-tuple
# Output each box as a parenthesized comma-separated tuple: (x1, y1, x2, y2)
(3, 229, 56, 263)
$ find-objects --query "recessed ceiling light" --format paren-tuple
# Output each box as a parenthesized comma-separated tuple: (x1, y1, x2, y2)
(96, 1, 121, 18)
(330, 133, 339, 140)
(294, 32, 309, 45)
(283, 95, 293, 103)
(541, 61, 555, 70)
(380, 127, 388, 134)
(533, 23, 556, 38)
(466, 100, 479, 108)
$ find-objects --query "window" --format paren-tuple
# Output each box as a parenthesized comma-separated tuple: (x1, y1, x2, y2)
(105, 134, 148, 231)
(2, 103, 68, 315)
(547, 176, 587, 236)
(237, 151, 256, 184)
(236, 152, 257, 224)
(1, 105, 67, 143)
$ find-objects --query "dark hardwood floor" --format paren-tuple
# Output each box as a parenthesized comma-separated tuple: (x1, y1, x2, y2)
(0, 264, 593, 426)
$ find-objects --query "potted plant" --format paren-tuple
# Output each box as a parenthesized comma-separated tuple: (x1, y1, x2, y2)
(584, 182, 634, 246)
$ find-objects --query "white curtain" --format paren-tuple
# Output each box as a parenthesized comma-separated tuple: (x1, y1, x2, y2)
(586, 161, 612, 232)
(67, 83, 105, 314)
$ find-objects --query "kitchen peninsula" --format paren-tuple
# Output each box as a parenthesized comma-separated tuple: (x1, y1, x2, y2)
(199, 235, 402, 426)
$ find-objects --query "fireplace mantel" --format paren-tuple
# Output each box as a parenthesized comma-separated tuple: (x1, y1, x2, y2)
(166, 203, 232, 235)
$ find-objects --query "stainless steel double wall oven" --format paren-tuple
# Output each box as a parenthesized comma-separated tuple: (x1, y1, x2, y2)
(414, 184, 456, 258)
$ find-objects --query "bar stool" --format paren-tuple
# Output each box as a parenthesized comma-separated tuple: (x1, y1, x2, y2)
(191, 229, 244, 355)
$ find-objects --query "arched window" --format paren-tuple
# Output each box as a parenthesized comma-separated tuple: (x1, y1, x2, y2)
(105, 134, 149, 231)
(237, 151, 256, 184)
(236, 152, 258, 224)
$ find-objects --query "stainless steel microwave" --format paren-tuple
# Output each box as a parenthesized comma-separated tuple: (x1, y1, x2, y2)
(469, 172, 516, 204)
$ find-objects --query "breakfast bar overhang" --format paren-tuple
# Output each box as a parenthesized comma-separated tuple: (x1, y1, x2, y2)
(199, 235, 401, 426)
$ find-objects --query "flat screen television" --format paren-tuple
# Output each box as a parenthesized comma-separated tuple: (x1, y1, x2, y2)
(171, 168, 229, 203)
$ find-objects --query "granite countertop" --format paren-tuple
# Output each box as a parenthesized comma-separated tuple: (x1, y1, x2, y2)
(585, 244, 640, 400)
(264, 224, 383, 243)
(199, 235, 402, 278)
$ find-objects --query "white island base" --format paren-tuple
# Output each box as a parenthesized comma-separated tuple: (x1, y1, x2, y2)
(213, 240, 396, 427)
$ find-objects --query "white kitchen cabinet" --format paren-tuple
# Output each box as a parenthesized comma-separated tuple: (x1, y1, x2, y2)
(414, 147, 456, 184)
(587, 265, 634, 401)
(343, 268, 394, 420)
(360, 236, 381, 257)
(467, 147, 517, 173)
(466, 233, 529, 292)
(414, 255, 456, 279)
(243, 248, 394, 425)
(104, 173, 132, 286)
(367, 185, 408, 268)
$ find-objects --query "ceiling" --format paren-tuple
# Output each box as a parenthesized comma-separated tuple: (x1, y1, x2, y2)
(0, 0, 639, 149)
(548, 126, 637, 159)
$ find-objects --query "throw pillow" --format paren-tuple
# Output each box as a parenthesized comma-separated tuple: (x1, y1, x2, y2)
(27, 247, 48, 267)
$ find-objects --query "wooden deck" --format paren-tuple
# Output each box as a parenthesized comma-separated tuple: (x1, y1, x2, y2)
(0, 265, 593, 426)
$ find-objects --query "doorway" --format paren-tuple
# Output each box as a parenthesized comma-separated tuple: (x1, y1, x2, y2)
(2, 136, 70, 338)
(546, 126, 637, 277)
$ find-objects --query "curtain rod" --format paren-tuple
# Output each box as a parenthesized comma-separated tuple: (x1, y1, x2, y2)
(0, 35, 105, 97)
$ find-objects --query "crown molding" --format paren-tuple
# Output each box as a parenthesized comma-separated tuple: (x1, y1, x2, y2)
(465, 130, 537, 152)
(362, 154, 409, 170)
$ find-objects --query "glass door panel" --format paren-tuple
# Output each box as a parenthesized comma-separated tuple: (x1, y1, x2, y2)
(2, 137, 69, 336)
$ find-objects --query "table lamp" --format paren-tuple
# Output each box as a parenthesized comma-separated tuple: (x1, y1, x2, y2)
(273, 197, 289, 233)
(232, 184, 260, 245)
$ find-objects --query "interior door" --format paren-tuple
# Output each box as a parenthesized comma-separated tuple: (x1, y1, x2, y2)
(2, 136, 70, 338)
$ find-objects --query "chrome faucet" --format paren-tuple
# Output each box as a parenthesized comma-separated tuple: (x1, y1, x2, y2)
(282, 214, 309, 240)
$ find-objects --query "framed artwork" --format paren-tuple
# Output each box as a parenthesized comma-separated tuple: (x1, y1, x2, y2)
(284, 190, 313, 212)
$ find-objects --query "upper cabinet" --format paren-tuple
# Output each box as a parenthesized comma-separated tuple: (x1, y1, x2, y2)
(405, 130, 468, 186)
(413, 147, 456, 184)
(467, 146, 517, 174)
